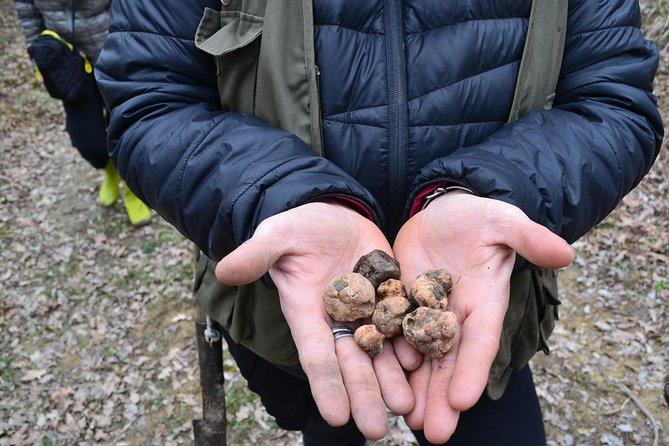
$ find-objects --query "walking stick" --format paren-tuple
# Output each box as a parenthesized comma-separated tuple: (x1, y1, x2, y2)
(192, 307, 227, 445)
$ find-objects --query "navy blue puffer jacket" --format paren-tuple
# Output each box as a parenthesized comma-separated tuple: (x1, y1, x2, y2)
(95, 0, 663, 262)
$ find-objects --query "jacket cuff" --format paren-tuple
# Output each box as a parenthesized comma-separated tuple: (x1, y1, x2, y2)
(331, 196, 376, 222)
(309, 195, 376, 222)
(406, 149, 546, 229)
(408, 182, 448, 217)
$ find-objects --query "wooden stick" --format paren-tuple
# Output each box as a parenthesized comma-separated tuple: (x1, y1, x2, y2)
(617, 383, 659, 446)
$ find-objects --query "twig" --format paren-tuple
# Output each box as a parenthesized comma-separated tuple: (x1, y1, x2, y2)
(617, 383, 660, 446)
(604, 397, 630, 416)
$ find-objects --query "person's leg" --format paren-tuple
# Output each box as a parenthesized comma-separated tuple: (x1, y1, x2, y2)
(62, 79, 120, 206)
(222, 331, 366, 446)
(301, 416, 366, 446)
(62, 81, 109, 170)
(122, 182, 152, 226)
(99, 159, 121, 207)
(63, 77, 151, 224)
(412, 365, 546, 446)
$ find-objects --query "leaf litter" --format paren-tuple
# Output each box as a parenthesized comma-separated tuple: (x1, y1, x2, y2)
(1, 1, 668, 445)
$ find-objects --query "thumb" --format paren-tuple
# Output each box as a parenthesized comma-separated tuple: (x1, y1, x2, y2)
(505, 216, 575, 269)
(215, 234, 283, 285)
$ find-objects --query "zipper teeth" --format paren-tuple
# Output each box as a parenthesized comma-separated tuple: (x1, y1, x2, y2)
(315, 66, 326, 158)
(384, 0, 408, 231)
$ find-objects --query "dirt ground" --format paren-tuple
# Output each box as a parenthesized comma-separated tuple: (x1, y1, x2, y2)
(1, 1, 668, 445)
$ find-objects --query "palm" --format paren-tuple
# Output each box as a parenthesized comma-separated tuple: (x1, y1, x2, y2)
(267, 204, 388, 300)
(393, 192, 574, 443)
(397, 199, 517, 289)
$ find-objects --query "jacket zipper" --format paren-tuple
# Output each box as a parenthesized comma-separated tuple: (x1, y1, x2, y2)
(315, 66, 326, 158)
(384, 0, 408, 236)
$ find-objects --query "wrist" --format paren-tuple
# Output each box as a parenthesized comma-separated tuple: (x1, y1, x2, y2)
(310, 196, 375, 222)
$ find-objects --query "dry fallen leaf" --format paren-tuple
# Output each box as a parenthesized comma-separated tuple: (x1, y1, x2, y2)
(20, 369, 47, 383)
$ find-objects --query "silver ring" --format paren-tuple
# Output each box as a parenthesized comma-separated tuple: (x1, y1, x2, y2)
(332, 325, 355, 341)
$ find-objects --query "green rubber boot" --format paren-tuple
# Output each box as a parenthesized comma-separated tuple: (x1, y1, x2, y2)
(122, 182, 152, 226)
(99, 160, 121, 207)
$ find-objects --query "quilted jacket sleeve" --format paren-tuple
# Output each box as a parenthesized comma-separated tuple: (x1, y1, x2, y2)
(94, 0, 383, 261)
(13, 0, 45, 45)
(408, 0, 663, 245)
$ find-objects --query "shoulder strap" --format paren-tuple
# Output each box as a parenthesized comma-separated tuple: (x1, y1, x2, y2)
(508, 0, 568, 122)
(490, 0, 568, 400)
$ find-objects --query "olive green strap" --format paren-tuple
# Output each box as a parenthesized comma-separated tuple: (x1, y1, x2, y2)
(302, 0, 323, 157)
(508, 0, 568, 122)
(489, 0, 568, 398)
(256, 0, 318, 152)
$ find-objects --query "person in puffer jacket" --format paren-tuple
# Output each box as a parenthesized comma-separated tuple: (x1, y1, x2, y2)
(95, 1, 663, 445)
(12, 0, 151, 226)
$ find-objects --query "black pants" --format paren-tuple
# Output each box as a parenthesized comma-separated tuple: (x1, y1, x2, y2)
(62, 76, 109, 169)
(223, 331, 546, 446)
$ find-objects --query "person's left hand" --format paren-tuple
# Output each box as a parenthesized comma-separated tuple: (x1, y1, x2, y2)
(393, 191, 574, 444)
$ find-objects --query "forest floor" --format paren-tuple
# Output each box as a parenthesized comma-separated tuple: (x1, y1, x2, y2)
(1, 1, 668, 445)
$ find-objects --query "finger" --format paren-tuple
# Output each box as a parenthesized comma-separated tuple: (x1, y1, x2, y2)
(392, 336, 424, 371)
(501, 212, 575, 269)
(291, 317, 351, 427)
(335, 336, 388, 440)
(404, 357, 431, 430)
(373, 339, 415, 415)
(448, 297, 507, 411)
(215, 231, 283, 285)
(422, 355, 461, 444)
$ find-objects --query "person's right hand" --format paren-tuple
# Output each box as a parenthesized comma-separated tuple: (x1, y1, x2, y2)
(214, 201, 414, 440)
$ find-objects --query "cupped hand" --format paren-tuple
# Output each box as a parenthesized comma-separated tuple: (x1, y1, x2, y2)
(393, 191, 574, 444)
(215, 201, 414, 440)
